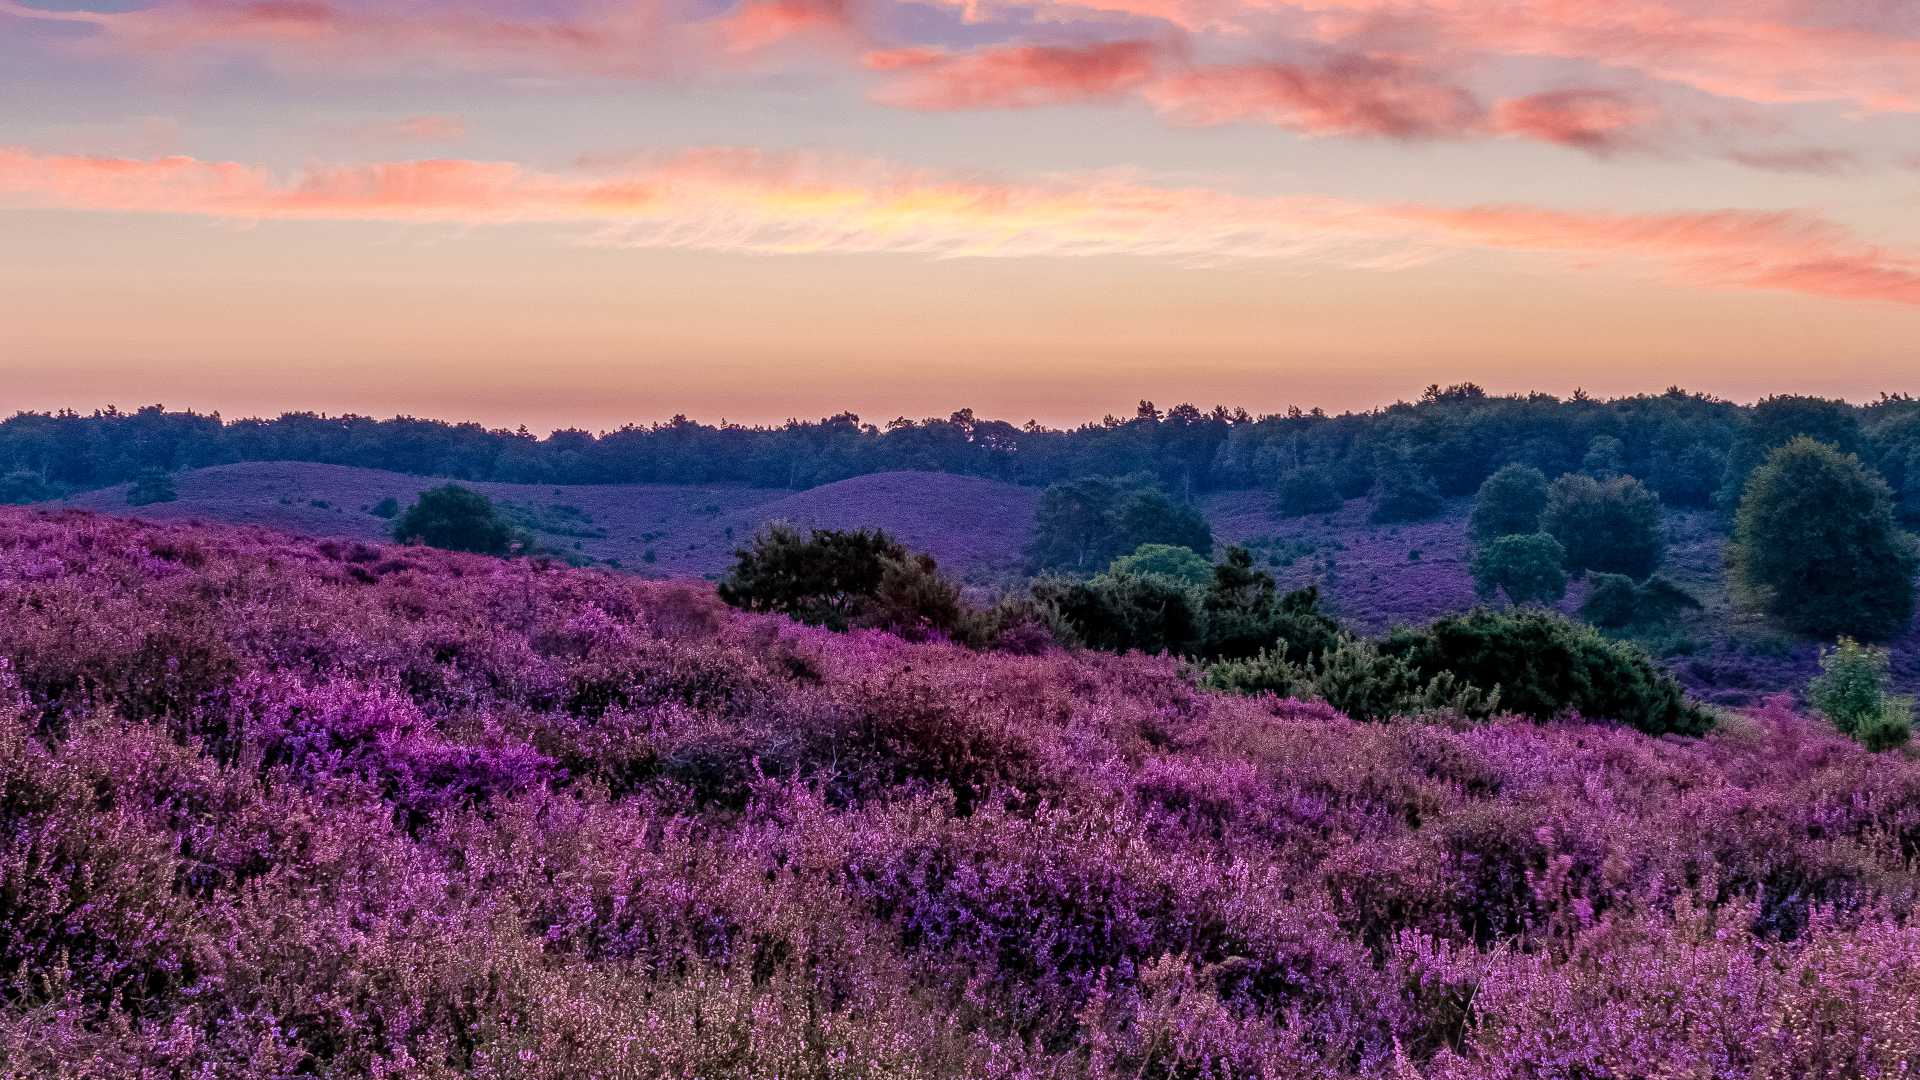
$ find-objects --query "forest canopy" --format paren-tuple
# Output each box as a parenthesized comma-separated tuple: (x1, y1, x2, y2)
(5, 389, 1920, 525)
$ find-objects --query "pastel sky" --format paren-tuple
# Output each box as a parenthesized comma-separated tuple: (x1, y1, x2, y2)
(2, 0, 1917, 429)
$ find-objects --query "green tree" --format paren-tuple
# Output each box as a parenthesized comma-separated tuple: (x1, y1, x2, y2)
(1110, 543, 1213, 586)
(1468, 464, 1550, 548)
(1369, 449, 1443, 524)
(1196, 547, 1341, 663)
(1471, 532, 1568, 606)
(391, 484, 513, 555)
(1115, 489, 1213, 559)
(1033, 571, 1200, 657)
(1543, 473, 1663, 579)
(1581, 435, 1625, 479)
(1277, 465, 1343, 517)
(0, 470, 54, 505)
(1808, 638, 1913, 751)
(1720, 395, 1862, 510)
(1026, 477, 1211, 574)
(126, 468, 177, 507)
(1730, 438, 1917, 640)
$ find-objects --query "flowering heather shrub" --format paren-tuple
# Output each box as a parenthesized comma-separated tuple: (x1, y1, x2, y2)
(7, 506, 1920, 1077)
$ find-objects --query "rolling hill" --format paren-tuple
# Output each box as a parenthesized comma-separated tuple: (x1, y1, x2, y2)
(56, 462, 1040, 582)
(53, 462, 1919, 703)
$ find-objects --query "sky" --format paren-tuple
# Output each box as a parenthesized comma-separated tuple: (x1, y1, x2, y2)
(1, 0, 1917, 430)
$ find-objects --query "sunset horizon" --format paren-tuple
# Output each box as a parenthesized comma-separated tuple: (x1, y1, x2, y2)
(4, 0, 1917, 421)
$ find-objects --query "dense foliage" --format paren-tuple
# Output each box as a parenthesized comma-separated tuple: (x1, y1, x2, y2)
(1466, 464, 1549, 548)
(391, 483, 514, 555)
(1277, 464, 1344, 516)
(6, 508, 1920, 1077)
(12, 391, 1917, 522)
(717, 523, 969, 642)
(1381, 609, 1712, 735)
(1107, 542, 1215, 586)
(1469, 532, 1568, 606)
(1808, 638, 1914, 752)
(1025, 475, 1212, 573)
(1542, 473, 1665, 579)
(125, 467, 177, 507)
(1731, 437, 1918, 641)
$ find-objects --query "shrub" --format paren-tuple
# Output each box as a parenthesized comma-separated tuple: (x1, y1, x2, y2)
(1583, 573, 1702, 630)
(369, 496, 401, 519)
(1468, 464, 1550, 548)
(1730, 437, 1918, 641)
(1471, 533, 1568, 606)
(721, 524, 926, 633)
(1381, 609, 1709, 735)
(1196, 548, 1341, 663)
(1277, 466, 1343, 517)
(1109, 543, 1213, 587)
(1032, 572, 1199, 656)
(1582, 573, 1640, 628)
(1209, 636, 1500, 721)
(1808, 638, 1914, 751)
(1543, 473, 1663, 578)
(391, 484, 512, 555)
(126, 468, 177, 507)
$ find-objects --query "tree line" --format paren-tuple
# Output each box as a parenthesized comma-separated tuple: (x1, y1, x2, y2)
(5, 388, 1919, 518)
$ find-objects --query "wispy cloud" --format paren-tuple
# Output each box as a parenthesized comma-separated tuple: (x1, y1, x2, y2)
(3, 143, 1917, 307)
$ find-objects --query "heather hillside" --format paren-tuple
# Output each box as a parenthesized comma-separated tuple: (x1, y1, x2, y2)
(55, 464, 1920, 701)
(56, 462, 1038, 582)
(5, 507, 1920, 1078)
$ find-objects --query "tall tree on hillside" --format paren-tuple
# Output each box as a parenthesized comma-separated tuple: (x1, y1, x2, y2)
(1730, 438, 1917, 641)
(1720, 395, 1863, 510)
(1468, 464, 1550, 548)
(1026, 477, 1211, 573)
(1543, 473, 1663, 579)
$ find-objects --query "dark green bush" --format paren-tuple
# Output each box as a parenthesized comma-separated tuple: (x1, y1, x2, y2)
(1033, 571, 1200, 657)
(1581, 573, 1640, 628)
(1381, 609, 1709, 735)
(126, 468, 177, 507)
(0, 470, 54, 505)
(1196, 548, 1341, 663)
(1369, 451, 1444, 524)
(391, 484, 512, 555)
(719, 523, 965, 636)
(1026, 476, 1211, 573)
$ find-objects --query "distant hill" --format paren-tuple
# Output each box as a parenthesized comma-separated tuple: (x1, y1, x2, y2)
(54, 460, 1920, 703)
(55, 463, 1039, 582)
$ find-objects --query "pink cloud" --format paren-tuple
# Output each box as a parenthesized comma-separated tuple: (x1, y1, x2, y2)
(1490, 90, 1654, 153)
(911, 0, 1920, 115)
(865, 40, 1162, 109)
(1143, 55, 1481, 138)
(716, 0, 860, 52)
(3, 143, 1918, 308)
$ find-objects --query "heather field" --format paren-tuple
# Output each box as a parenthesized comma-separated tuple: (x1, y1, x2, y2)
(58, 463, 1916, 704)
(56, 463, 1040, 583)
(5, 506, 1920, 1078)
